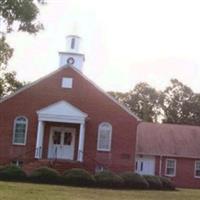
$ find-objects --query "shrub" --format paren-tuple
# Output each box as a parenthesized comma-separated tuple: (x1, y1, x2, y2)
(120, 172, 149, 189)
(29, 167, 61, 184)
(160, 176, 175, 190)
(63, 168, 95, 186)
(143, 175, 163, 190)
(95, 170, 124, 188)
(0, 165, 27, 181)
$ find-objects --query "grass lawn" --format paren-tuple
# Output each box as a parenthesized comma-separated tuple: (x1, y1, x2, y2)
(0, 181, 199, 200)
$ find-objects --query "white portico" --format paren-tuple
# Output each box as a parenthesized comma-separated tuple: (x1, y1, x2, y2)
(35, 100, 88, 162)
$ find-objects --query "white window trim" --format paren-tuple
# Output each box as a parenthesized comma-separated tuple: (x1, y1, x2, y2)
(12, 116, 28, 145)
(165, 159, 176, 177)
(97, 122, 112, 152)
(194, 160, 200, 178)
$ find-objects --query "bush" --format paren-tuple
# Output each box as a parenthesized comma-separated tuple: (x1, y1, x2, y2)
(143, 175, 163, 190)
(63, 168, 95, 186)
(95, 170, 124, 188)
(160, 177, 175, 190)
(0, 165, 27, 181)
(120, 172, 149, 189)
(29, 167, 61, 184)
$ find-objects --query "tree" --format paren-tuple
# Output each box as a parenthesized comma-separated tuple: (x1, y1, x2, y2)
(0, 71, 25, 98)
(109, 82, 161, 122)
(161, 79, 199, 125)
(110, 79, 200, 125)
(108, 91, 128, 104)
(125, 82, 161, 122)
(0, 0, 43, 67)
(189, 94, 200, 125)
(0, 36, 13, 70)
(0, 0, 44, 97)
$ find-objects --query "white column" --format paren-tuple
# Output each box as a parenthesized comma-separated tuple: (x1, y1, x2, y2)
(35, 120, 44, 159)
(77, 123, 85, 162)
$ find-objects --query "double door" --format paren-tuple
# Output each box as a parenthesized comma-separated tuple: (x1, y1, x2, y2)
(48, 127, 75, 160)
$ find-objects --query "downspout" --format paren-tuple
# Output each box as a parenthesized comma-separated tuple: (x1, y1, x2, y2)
(134, 120, 142, 172)
(159, 155, 163, 176)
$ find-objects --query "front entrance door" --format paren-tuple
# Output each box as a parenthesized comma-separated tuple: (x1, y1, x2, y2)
(135, 156, 155, 175)
(48, 127, 75, 160)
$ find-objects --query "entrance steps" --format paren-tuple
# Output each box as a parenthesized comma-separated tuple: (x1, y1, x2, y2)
(23, 159, 85, 174)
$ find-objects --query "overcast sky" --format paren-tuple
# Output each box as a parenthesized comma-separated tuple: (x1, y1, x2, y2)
(6, 0, 200, 92)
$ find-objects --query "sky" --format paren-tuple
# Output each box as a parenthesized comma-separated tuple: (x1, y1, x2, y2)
(5, 0, 200, 92)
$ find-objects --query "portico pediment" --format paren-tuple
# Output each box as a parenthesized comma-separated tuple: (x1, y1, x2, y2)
(37, 100, 88, 123)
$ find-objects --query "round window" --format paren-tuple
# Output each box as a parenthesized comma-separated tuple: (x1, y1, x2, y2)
(67, 57, 75, 65)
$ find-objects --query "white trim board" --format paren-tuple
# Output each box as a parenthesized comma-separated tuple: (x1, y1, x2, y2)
(136, 152, 200, 159)
(37, 100, 88, 124)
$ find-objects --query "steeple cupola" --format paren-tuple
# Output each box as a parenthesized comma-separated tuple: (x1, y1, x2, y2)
(59, 35, 85, 72)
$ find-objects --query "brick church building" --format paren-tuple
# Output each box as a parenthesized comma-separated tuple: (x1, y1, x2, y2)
(0, 35, 200, 188)
(0, 35, 140, 173)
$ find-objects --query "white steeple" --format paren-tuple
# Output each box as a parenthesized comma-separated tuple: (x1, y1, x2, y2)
(59, 35, 85, 72)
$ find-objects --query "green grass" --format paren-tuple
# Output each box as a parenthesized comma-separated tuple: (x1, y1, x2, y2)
(0, 181, 199, 200)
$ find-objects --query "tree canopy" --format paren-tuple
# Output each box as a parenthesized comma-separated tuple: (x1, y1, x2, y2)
(109, 79, 200, 125)
(161, 79, 200, 125)
(109, 83, 161, 122)
(0, 0, 43, 67)
(0, 0, 43, 98)
(0, 71, 24, 97)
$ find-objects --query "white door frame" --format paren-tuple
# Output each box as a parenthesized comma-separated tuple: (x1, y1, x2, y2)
(48, 127, 76, 160)
(135, 155, 155, 175)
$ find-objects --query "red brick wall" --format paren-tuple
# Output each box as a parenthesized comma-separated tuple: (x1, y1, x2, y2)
(0, 67, 138, 172)
(155, 156, 200, 188)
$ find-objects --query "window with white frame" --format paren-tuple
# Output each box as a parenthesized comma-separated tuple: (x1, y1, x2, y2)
(97, 122, 112, 151)
(62, 77, 73, 88)
(13, 116, 28, 145)
(165, 159, 176, 176)
(194, 160, 200, 177)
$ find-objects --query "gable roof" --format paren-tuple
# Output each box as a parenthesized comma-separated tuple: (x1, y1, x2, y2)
(0, 65, 140, 121)
(37, 100, 88, 117)
(136, 122, 200, 158)
(0, 66, 63, 104)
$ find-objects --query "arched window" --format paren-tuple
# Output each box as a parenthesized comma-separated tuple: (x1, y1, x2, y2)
(13, 116, 28, 145)
(97, 122, 112, 151)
